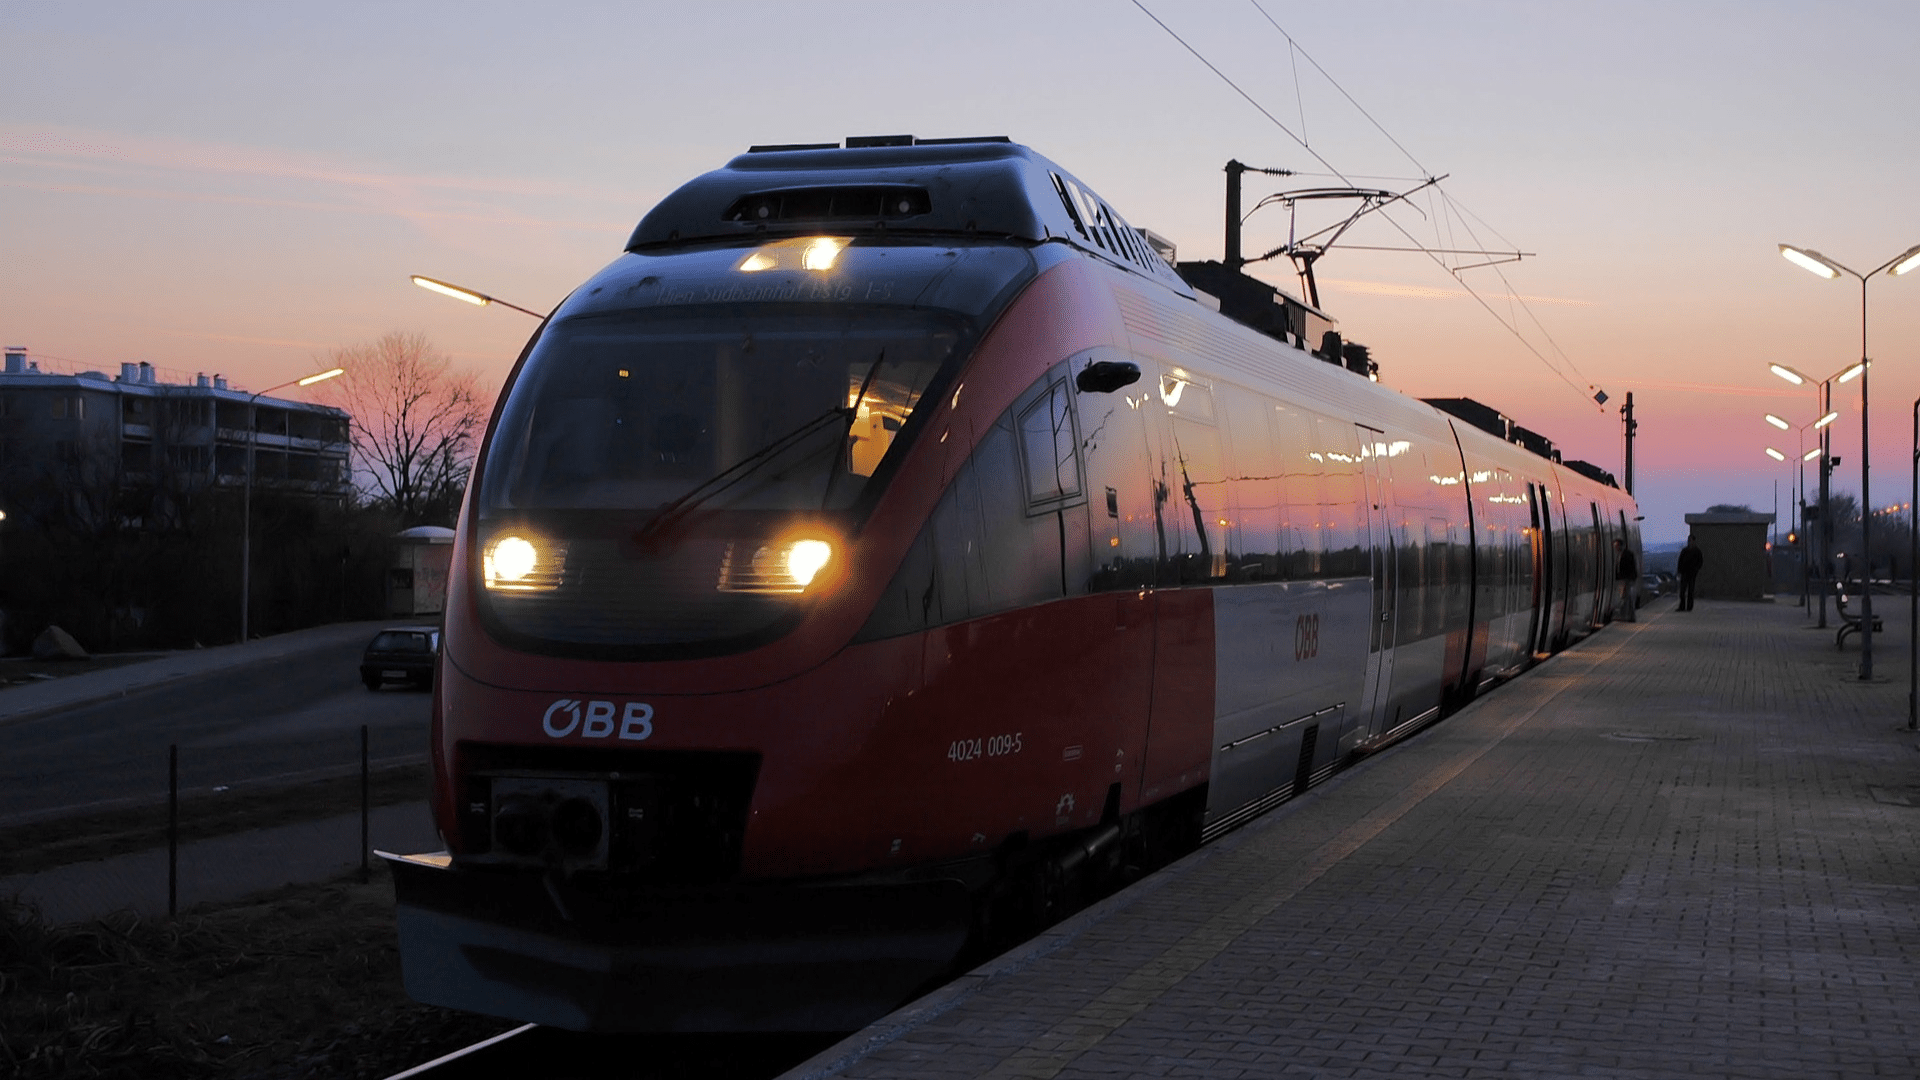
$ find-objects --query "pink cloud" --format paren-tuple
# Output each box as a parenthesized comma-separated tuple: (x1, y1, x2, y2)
(0, 126, 636, 242)
(1323, 277, 1597, 307)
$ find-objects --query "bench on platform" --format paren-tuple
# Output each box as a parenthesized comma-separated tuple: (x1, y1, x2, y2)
(1836, 585, 1883, 649)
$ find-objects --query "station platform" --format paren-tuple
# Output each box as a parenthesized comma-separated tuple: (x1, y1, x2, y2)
(783, 596, 1920, 1079)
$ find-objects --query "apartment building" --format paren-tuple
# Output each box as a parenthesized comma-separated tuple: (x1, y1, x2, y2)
(0, 346, 351, 526)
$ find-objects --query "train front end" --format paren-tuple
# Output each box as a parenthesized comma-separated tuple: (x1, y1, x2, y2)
(386, 139, 1095, 1032)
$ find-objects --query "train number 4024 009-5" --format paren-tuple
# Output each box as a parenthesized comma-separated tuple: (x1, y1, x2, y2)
(947, 732, 1023, 763)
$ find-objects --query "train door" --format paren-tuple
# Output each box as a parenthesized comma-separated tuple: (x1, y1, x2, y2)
(1528, 482, 1553, 655)
(1070, 350, 1182, 809)
(1356, 424, 1398, 740)
(1618, 507, 1637, 616)
(1589, 501, 1605, 625)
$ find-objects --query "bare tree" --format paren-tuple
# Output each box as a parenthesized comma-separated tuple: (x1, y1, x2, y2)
(319, 332, 487, 524)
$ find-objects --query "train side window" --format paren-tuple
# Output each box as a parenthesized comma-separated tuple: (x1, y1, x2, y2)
(1313, 416, 1366, 578)
(1220, 389, 1281, 582)
(1279, 410, 1326, 579)
(1167, 415, 1229, 582)
(1157, 373, 1214, 420)
(1050, 173, 1091, 242)
(1018, 379, 1083, 508)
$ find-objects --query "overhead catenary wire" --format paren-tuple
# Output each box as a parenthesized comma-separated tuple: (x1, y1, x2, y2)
(1250, 2, 1601, 400)
(1129, 0, 1604, 408)
(1251, 0, 1602, 399)
(1249, 0, 1430, 177)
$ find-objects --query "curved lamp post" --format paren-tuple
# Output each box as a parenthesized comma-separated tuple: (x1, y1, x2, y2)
(241, 366, 345, 642)
(1769, 361, 1870, 628)
(1778, 242, 1920, 680)
(1765, 410, 1839, 607)
(410, 275, 546, 319)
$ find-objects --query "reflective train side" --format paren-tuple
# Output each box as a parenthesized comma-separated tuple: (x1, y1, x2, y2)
(386, 138, 1638, 1033)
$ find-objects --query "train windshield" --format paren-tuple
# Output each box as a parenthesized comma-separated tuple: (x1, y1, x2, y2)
(481, 310, 956, 515)
(473, 306, 971, 658)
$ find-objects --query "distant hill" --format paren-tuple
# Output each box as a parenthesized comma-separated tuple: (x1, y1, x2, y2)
(1642, 540, 1684, 574)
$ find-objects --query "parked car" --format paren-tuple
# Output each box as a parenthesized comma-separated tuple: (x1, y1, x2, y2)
(1641, 574, 1663, 603)
(360, 626, 440, 690)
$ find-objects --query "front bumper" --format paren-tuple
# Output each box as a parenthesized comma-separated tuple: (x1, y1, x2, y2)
(382, 851, 972, 1032)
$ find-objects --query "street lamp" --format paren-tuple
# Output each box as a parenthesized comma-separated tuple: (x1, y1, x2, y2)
(1763, 410, 1842, 607)
(410, 275, 546, 319)
(1779, 242, 1920, 680)
(241, 366, 346, 642)
(1764, 447, 1789, 553)
(1769, 360, 1873, 629)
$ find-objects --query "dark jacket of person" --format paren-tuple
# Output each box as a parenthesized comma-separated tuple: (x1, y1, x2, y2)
(1616, 546, 1637, 580)
(1678, 543, 1704, 578)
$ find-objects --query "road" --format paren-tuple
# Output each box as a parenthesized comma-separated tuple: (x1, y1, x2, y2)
(0, 631, 432, 822)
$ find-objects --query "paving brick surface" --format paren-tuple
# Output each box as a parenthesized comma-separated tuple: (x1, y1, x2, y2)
(786, 598, 1920, 1079)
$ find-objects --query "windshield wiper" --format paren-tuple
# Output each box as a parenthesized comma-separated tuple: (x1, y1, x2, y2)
(820, 349, 888, 509)
(633, 406, 848, 549)
(635, 347, 894, 549)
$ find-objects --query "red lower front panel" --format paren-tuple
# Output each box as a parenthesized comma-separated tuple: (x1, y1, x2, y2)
(437, 587, 1217, 882)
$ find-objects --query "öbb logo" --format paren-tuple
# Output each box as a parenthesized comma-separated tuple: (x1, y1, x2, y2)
(541, 699, 654, 741)
(1294, 613, 1320, 661)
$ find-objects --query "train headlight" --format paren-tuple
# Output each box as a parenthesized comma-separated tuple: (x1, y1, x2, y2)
(786, 539, 832, 586)
(800, 237, 844, 271)
(717, 537, 835, 594)
(490, 536, 536, 581)
(735, 236, 849, 274)
(484, 534, 564, 592)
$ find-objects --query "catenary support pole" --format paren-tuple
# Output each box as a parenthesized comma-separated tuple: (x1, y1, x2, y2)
(1621, 392, 1636, 496)
(1224, 160, 1245, 271)
(360, 724, 371, 883)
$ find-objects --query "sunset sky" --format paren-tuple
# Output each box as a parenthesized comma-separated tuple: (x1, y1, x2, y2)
(3, 1, 1917, 542)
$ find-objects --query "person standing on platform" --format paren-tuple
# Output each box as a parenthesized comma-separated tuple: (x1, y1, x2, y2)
(1677, 534, 1705, 611)
(1614, 539, 1637, 622)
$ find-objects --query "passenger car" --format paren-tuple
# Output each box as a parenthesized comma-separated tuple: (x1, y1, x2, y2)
(359, 626, 440, 690)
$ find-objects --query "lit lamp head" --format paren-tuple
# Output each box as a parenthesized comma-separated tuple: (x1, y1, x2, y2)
(1765, 447, 1787, 462)
(1837, 361, 1867, 384)
(1780, 244, 1843, 279)
(1889, 243, 1920, 277)
(1764, 414, 1790, 431)
(1802, 447, 1823, 461)
(1813, 410, 1839, 429)
(298, 367, 345, 387)
(412, 275, 490, 306)
(1768, 363, 1808, 386)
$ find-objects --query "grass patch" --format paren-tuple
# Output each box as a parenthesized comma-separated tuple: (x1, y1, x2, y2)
(0, 763, 432, 878)
(0, 867, 506, 1079)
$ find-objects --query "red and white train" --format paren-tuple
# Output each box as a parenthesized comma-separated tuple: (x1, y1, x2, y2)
(386, 136, 1639, 1033)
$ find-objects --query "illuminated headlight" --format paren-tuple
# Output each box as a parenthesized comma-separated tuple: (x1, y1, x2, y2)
(717, 538, 834, 594)
(800, 237, 844, 271)
(484, 534, 565, 592)
(785, 539, 832, 586)
(735, 236, 848, 274)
